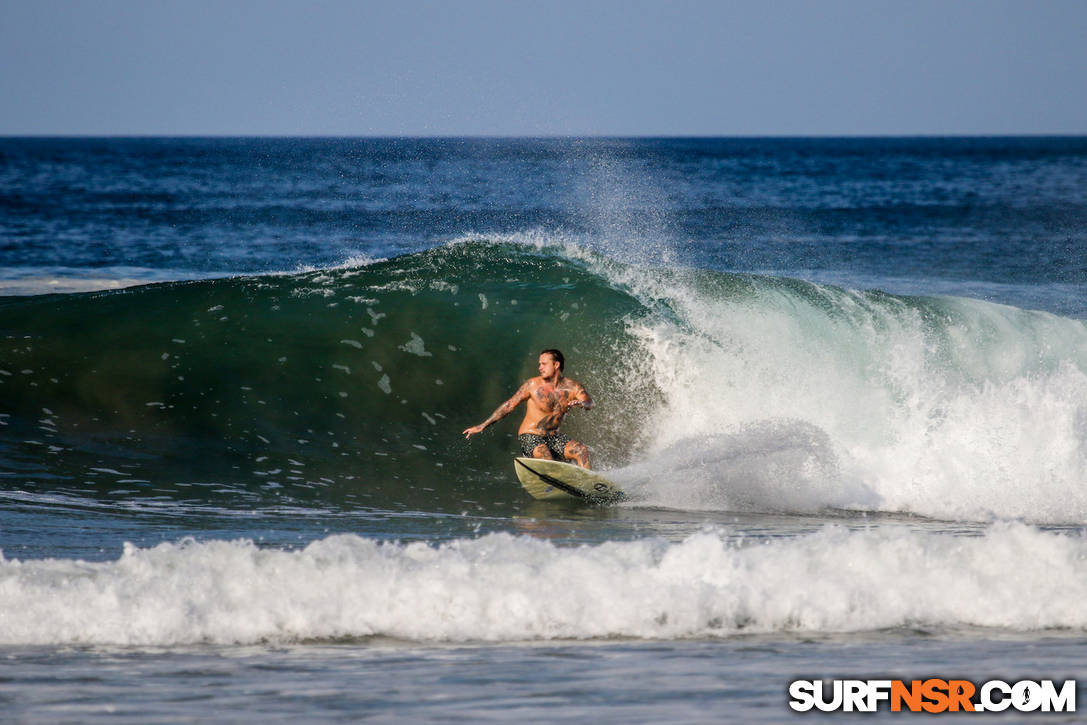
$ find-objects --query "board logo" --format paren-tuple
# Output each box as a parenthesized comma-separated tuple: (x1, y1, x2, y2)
(789, 679, 1077, 713)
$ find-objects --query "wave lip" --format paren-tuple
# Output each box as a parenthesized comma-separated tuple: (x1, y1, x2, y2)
(1, 523, 1084, 646)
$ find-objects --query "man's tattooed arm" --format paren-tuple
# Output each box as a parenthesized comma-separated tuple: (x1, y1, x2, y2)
(567, 383, 594, 411)
(462, 382, 530, 438)
(482, 385, 527, 426)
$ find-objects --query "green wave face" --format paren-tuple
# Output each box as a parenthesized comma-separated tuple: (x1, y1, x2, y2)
(0, 242, 652, 512)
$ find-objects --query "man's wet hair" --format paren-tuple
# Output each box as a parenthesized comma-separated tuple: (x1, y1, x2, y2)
(540, 348, 565, 372)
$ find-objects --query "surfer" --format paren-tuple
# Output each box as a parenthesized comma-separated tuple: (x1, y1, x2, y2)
(462, 349, 595, 468)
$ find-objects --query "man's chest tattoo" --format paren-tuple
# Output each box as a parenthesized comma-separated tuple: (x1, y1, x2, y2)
(535, 386, 572, 408)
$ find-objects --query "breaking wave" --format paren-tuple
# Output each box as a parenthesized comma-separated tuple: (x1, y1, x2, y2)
(2, 239, 1086, 522)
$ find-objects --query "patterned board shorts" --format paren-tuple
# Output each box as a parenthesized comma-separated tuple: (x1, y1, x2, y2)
(518, 432, 571, 459)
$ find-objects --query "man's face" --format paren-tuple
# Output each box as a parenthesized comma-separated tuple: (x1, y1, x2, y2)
(538, 354, 561, 379)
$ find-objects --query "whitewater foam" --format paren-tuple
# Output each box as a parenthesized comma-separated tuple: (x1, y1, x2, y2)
(0, 524, 1084, 646)
(611, 265, 1087, 523)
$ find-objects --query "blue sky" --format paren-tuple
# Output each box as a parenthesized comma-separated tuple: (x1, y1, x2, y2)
(2, 0, 1085, 136)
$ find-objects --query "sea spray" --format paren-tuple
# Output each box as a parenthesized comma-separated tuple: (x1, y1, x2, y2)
(610, 265, 1087, 522)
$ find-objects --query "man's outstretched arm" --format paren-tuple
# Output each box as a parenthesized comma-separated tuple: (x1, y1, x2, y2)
(462, 383, 530, 439)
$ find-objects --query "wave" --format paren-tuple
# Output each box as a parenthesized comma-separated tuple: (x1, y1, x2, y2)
(1, 523, 1083, 646)
(2, 239, 1086, 522)
(0, 241, 650, 513)
(610, 262, 1087, 523)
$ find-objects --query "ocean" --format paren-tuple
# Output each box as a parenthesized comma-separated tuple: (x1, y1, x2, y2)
(1, 136, 1086, 722)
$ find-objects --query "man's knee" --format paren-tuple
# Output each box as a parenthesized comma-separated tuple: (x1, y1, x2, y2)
(564, 441, 587, 459)
(531, 444, 554, 459)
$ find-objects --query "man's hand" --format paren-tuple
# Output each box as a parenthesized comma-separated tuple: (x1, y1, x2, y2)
(462, 424, 485, 439)
(567, 393, 594, 411)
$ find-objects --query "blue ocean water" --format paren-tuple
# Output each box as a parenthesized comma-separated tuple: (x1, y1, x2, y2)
(1, 137, 1086, 722)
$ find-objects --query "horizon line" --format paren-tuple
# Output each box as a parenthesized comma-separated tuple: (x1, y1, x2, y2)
(3, 132, 1087, 140)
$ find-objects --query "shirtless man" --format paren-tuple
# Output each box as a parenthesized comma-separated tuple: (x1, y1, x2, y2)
(462, 349, 594, 469)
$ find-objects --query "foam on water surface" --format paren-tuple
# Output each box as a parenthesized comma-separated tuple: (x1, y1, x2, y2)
(1, 523, 1084, 646)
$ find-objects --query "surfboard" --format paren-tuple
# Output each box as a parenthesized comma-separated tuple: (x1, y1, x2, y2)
(513, 457, 625, 503)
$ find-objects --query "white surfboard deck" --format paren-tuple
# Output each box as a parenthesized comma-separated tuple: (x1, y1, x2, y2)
(513, 457, 625, 503)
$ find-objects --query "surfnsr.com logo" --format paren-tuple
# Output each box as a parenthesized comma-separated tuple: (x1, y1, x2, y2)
(789, 679, 1076, 713)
